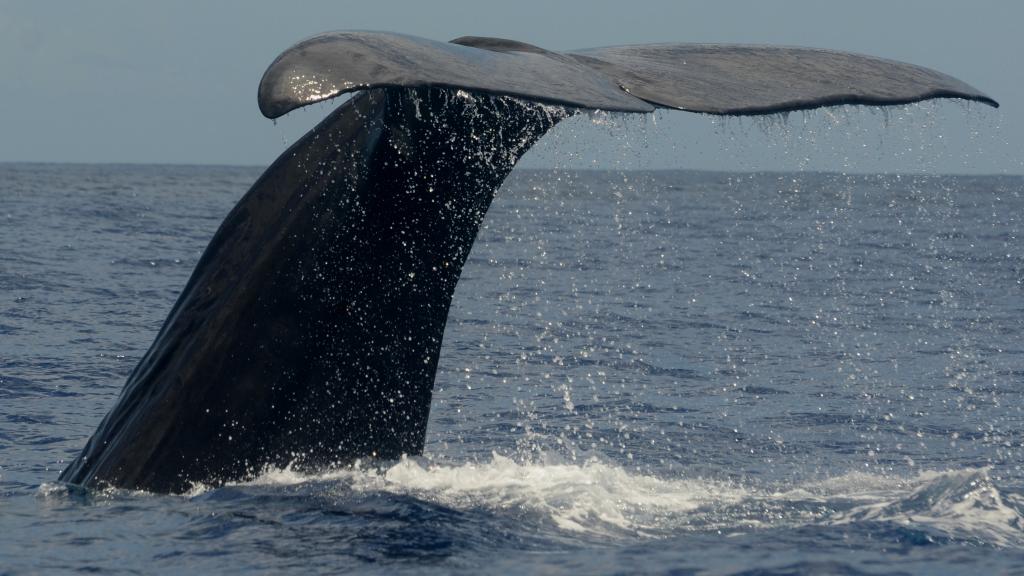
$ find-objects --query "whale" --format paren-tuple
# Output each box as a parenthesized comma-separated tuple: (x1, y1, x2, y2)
(60, 32, 997, 493)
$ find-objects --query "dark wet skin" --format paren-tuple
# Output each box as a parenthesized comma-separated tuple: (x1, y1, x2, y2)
(61, 88, 568, 492)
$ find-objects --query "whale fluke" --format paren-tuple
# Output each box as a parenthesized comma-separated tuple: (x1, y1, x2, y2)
(260, 31, 996, 119)
(257, 32, 651, 118)
(562, 43, 998, 114)
(62, 32, 995, 493)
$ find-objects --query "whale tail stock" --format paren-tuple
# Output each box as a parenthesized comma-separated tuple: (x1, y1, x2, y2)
(60, 88, 569, 493)
(61, 32, 995, 493)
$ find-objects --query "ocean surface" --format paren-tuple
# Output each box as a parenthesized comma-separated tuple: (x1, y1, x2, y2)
(2, 162, 1023, 574)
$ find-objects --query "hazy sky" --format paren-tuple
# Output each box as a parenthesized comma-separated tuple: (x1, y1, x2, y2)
(1, 0, 1020, 173)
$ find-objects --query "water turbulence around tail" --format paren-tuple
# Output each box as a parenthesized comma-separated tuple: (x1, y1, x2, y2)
(60, 31, 996, 493)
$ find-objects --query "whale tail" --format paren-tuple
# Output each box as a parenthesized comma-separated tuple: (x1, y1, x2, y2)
(259, 31, 996, 118)
(60, 88, 569, 492)
(62, 32, 995, 493)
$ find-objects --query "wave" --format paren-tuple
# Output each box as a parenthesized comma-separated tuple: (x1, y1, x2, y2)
(823, 468, 1024, 547)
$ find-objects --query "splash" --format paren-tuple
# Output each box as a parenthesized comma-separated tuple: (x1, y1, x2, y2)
(226, 454, 1024, 545)
(826, 468, 1024, 547)
(230, 452, 744, 536)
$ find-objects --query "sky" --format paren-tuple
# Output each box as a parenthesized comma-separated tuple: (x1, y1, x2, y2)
(1, 0, 1020, 174)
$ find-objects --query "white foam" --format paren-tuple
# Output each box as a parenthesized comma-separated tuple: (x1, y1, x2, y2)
(827, 468, 1024, 547)
(375, 453, 747, 534)
(232, 456, 1024, 544)
(235, 453, 746, 536)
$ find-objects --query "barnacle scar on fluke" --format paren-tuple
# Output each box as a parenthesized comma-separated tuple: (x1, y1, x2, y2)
(60, 31, 997, 493)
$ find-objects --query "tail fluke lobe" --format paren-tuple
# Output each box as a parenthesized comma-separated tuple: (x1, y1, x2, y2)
(567, 43, 997, 115)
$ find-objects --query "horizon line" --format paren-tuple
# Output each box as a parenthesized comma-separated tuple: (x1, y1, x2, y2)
(1, 160, 1020, 179)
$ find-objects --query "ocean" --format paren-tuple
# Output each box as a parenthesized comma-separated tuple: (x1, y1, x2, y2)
(2, 163, 1022, 574)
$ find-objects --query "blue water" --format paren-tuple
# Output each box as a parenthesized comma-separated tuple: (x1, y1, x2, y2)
(2, 163, 1023, 574)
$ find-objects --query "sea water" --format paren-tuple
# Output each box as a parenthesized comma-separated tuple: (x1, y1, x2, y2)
(1, 163, 1023, 574)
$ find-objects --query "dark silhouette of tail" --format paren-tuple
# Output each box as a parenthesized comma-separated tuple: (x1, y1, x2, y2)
(62, 31, 995, 493)
(61, 88, 568, 492)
